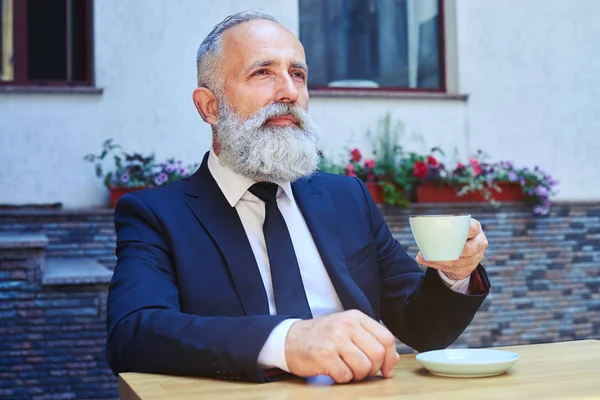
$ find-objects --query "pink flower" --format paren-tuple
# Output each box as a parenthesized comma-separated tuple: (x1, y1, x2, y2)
(346, 164, 356, 177)
(470, 158, 482, 175)
(364, 159, 375, 169)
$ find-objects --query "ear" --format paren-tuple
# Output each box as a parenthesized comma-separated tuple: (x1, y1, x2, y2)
(192, 87, 218, 125)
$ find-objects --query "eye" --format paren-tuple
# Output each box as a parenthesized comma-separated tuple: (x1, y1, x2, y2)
(292, 71, 306, 81)
(252, 69, 269, 76)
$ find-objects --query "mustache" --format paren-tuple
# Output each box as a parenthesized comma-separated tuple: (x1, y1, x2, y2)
(252, 103, 311, 130)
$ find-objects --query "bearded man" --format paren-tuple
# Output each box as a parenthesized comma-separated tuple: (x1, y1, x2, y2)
(106, 10, 490, 384)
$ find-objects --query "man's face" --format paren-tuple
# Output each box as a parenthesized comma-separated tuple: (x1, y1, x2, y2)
(219, 19, 309, 122)
(195, 19, 319, 183)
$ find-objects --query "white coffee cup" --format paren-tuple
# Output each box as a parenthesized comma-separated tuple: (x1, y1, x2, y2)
(409, 214, 471, 261)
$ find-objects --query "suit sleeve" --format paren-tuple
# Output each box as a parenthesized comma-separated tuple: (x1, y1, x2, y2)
(353, 178, 490, 352)
(105, 193, 288, 382)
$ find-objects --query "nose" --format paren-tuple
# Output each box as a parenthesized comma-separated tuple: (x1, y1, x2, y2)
(274, 72, 299, 104)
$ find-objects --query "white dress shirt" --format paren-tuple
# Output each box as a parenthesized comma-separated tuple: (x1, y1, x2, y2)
(207, 149, 470, 372)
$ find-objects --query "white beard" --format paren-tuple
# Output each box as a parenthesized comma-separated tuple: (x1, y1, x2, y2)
(213, 99, 320, 183)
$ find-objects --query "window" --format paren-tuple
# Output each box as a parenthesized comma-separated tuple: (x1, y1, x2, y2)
(299, 0, 444, 91)
(0, 0, 94, 86)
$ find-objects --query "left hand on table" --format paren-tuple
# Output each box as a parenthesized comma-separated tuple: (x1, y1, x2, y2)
(416, 218, 488, 281)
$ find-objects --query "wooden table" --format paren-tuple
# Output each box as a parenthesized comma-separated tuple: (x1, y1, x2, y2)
(119, 340, 600, 399)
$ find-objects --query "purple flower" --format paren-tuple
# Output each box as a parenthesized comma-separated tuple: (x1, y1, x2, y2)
(520, 179, 526, 186)
(120, 173, 130, 183)
(508, 172, 518, 182)
(544, 198, 552, 207)
(500, 161, 513, 169)
(533, 205, 543, 215)
(165, 164, 176, 173)
(535, 186, 549, 197)
(178, 168, 188, 176)
(154, 172, 169, 186)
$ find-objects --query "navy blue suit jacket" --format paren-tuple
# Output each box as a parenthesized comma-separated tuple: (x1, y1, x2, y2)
(106, 153, 489, 382)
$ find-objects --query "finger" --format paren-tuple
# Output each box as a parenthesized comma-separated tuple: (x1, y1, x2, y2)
(468, 219, 482, 239)
(460, 237, 481, 258)
(337, 342, 372, 381)
(349, 328, 386, 376)
(420, 256, 479, 272)
(325, 354, 354, 384)
(417, 256, 481, 280)
(358, 317, 399, 378)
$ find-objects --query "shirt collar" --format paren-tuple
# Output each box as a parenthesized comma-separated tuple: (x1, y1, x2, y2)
(207, 148, 295, 207)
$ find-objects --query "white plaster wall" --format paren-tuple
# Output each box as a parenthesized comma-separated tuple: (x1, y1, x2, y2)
(0, 0, 299, 207)
(2, 0, 599, 207)
(456, 0, 600, 200)
(310, 97, 467, 164)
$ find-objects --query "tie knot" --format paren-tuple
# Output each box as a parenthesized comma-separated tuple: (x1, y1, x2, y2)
(249, 182, 279, 202)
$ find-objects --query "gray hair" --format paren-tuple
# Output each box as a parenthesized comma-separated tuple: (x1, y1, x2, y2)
(196, 10, 280, 91)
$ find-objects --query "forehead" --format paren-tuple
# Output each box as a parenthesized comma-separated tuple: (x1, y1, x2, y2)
(220, 19, 306, 72)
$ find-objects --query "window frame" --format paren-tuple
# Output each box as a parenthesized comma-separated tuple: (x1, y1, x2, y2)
(303, 0, 447, 94)
(1, 0, 95, 87)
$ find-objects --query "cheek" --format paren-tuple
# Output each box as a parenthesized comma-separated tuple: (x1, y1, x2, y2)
(297, 90, 309, 110)
(230, 89, 273, 117)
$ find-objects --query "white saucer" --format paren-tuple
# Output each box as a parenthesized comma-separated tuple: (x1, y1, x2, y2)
(415, 349, 519, 378)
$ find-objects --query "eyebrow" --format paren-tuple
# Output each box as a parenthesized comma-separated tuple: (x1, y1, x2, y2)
(245, 59, 308, 74)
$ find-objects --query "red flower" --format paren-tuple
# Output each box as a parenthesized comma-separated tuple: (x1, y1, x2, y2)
(427, 156, 439, 166)
(364, 158, 375, 169)
(470, 158, 482, 175)
(350, 148, 362, 163)
(414, 160, 429, 180)
(457, 162, 465, 169)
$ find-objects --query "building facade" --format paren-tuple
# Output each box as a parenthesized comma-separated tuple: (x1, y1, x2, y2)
(1, 0, 599, 208)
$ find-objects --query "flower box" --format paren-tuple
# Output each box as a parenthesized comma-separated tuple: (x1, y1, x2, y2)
(366, 182, 384, 204)
(109, 187, 149, 208)
(417, 182, 525, 203)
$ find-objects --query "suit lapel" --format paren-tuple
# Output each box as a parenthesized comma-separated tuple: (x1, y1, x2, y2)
(184, 154, 269, 316)
(292, 177, 375, 318)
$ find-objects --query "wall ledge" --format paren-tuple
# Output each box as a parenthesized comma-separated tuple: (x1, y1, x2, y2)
(0, 86, 103, 95)
(0, 233, 49, 250)
(42, 257, 113, 286)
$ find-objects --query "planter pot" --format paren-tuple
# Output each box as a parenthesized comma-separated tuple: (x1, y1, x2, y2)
(416, 184, 463, 203)
(366, 182, 384, 204)
(109, 187, 150, 208)
(489, 182, 525, 202)
(416, 182, 524, 203)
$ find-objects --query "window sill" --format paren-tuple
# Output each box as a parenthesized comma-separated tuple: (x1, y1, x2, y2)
(0, 85, 103, 94)
(309, 89, 468, 101)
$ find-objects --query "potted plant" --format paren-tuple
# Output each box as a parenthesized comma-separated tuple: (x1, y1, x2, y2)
(84, 139, 197, 207)
(344, 148, 385, 203)
(412, 149, 558, 215)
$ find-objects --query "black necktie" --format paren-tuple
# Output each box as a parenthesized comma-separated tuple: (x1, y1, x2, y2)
(248, 182, 312, 319)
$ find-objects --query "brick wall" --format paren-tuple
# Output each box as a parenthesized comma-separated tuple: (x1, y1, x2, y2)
(1, 201, 599, 398)
(0, 238, 115, 400)
(0, 208, 116, 268)
(385, 201, 600, 348)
